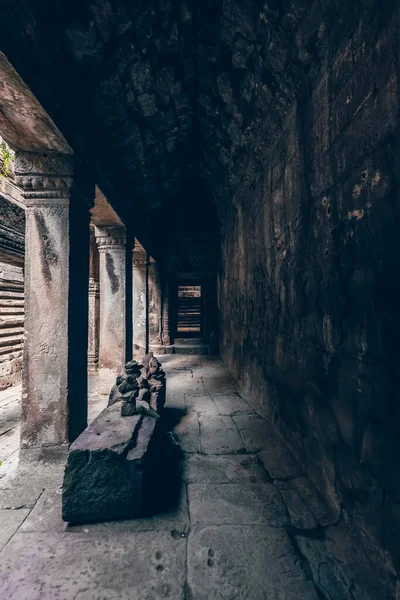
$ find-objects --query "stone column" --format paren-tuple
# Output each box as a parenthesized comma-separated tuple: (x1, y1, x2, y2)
(148, 257, 163, 353)
(87, 228, 100, 371)
(162, 275, 171, 346)
(88, 280, 100, 370)
(95, 225, 126, 393)
(15, 151, 91, 449)
(132, 241, 147, 358)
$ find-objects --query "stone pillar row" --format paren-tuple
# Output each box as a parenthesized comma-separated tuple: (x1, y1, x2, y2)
(16, 150, 166, 450)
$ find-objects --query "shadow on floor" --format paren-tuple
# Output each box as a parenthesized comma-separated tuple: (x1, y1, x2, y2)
(143, 407, 186, 517)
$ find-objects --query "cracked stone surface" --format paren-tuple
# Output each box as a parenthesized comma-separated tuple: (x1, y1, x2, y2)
(173, 410, 200, 454)
(211, 393, 253, 415)
(198, 415, 245, 455)
(0, 355, 390, 598)
(0, 531, 187, 600)
(182, 454, 268, 485)
(233, 413, 270, 452)
(185, 393, 219, 415)
(0, 508, 30, 551)
(188, 483, 288, 527)
(187, 525, 320, 600)
(258, 434, 304, 480)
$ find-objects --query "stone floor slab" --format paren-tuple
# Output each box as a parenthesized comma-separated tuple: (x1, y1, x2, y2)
(0, 400, 21, 422)
(211, 393, 253, 415)
(0, 484, 43, 510)
(233, 413, 269, 452)
(0, 385, 21, 409)
(0, 531, 187, 600)
(187, 525, 320, 600)
(19, 487, 67, 534)
(199, 415, 246, 454)
(21, 485, 190, 536)
(202, 375, 236, 394)
(182, 454, 269, 484)
(0, 424, 20, 459)
(172, 411, 200, 453)
(185, 393, 219, 415)
(0, 508, 30, 551)
(165, 392, 186, 411)
(188, 483, 288, 526)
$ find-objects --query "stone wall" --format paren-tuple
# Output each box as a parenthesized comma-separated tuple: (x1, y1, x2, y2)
(0, 188, 25, 390)
(0, 262, 24, 390)
(220, 4, 400, 582)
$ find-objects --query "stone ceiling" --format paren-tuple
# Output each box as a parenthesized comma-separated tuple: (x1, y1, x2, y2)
(0, 0, 347, 248)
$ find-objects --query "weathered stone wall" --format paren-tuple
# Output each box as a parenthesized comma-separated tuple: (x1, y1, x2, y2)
(220, 5, 400, 581)
(0, 262, 24, 390)
(0, 190, 25, 390)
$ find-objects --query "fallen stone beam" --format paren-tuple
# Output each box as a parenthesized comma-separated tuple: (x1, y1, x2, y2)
(62, 402, 157, 523)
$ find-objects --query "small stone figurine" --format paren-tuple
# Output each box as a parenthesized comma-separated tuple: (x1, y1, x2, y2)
(144, 353, 166, 414)
(108, 360, 142, 416)
(108, 354, 166, 418)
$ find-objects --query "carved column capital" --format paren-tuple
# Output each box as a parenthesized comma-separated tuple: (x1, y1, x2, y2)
(94, 225, 126, 253)
(132, 241, 147, 268)
(14, 151, 74, 204)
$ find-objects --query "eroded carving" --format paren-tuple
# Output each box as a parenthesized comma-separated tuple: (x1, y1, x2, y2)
(108, 353, 166, 418)
(95, 225, 126, 252)
(14, 152, 74, 199)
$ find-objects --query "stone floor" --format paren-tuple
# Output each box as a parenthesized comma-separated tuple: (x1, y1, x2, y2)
(0, 356, 392, 599)
(0, 376, 108, 482)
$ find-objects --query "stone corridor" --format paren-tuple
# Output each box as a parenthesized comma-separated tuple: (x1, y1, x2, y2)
(0, 355, 387, 600)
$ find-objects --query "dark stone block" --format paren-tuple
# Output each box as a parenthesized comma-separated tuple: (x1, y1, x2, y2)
(62, 403, 157, 523)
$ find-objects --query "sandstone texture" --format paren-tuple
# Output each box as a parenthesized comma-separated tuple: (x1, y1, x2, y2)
(62, 403, 157, 523)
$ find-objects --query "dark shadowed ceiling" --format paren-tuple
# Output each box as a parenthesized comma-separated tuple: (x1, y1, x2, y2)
(0, 0, 366, 250)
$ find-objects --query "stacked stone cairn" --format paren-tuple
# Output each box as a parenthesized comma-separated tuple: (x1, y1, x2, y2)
(62, 353, 167, 523)
(108, 352, 166, 418)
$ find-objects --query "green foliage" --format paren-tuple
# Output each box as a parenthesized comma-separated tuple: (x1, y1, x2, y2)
(0, 139, 14, 178)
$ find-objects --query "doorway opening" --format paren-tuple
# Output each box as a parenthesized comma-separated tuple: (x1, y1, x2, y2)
(176, 282, 203, 338)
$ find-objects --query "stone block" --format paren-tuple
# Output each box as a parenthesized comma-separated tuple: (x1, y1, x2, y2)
(62, 403, 157, 523)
